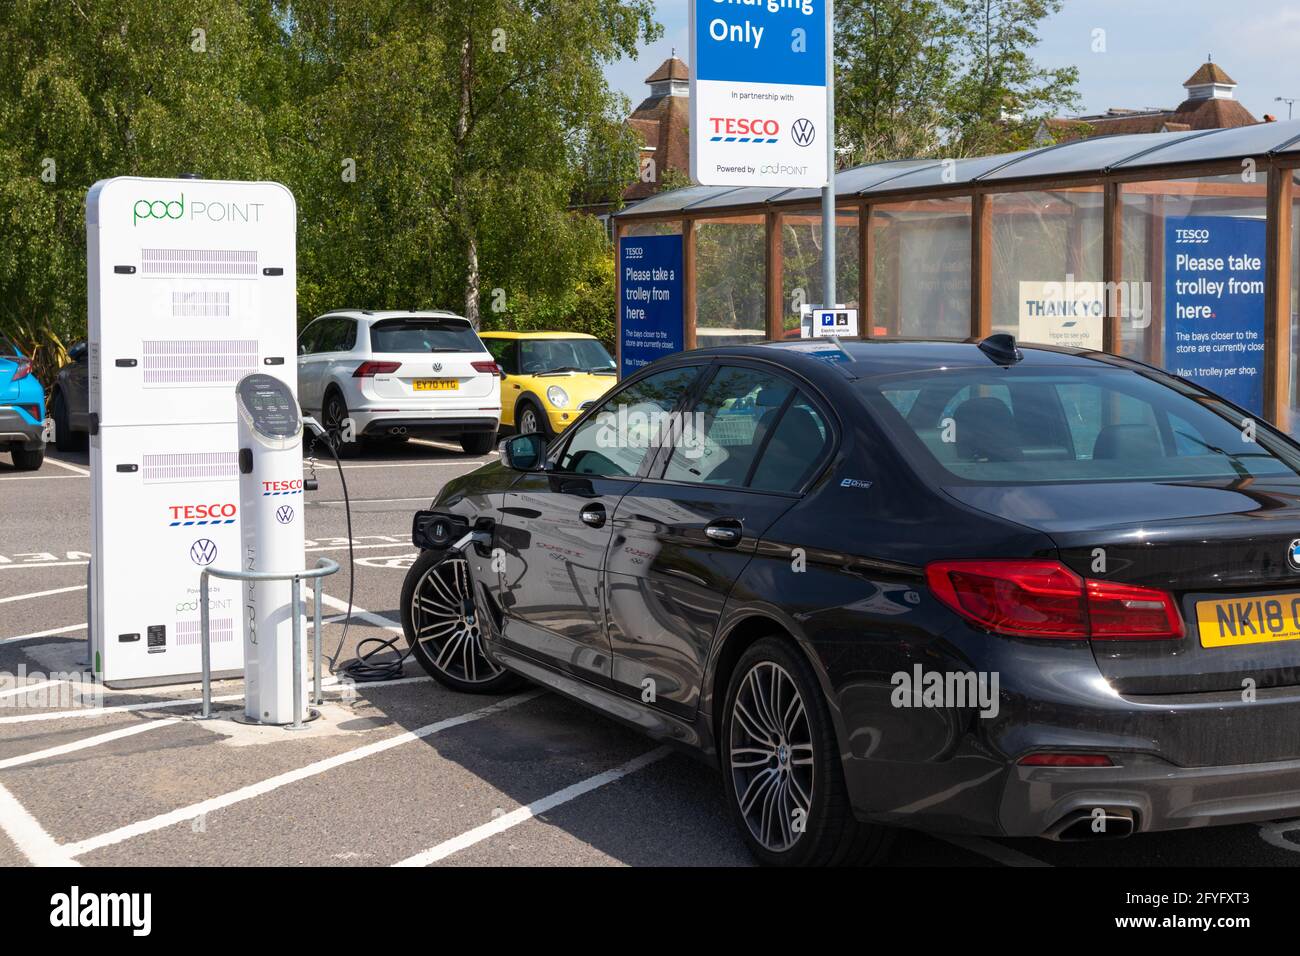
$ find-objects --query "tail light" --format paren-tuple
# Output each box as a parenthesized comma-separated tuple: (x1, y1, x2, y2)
(925, 559, 1183, 641)
(353, 361, 401, 378)
(9, 359, 32, 382)
(18, 404, 41, 421)
(471, 360, 501, 376)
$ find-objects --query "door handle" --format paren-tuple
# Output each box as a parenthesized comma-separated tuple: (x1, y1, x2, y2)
(705, 519, 743, 545)
(580, 503, 607, 528)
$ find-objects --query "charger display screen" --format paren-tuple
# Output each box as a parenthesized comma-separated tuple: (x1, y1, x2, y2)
(238, 373, 300, 438)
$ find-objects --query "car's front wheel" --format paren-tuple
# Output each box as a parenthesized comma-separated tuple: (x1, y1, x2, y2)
(721, 636, 893, 866)
(400, 549, 524, 694)
(516, 399, 550, 440)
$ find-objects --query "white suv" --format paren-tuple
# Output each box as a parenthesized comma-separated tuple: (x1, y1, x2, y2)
(297, 310, 502, 456)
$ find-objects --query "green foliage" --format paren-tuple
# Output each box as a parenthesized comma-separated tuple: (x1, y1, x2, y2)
(487, 250, 618, 349)
(836, 0, 1079, 163)
(0, 0, 656, 382)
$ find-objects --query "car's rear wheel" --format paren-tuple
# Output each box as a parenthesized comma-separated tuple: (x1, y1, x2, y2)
(322, 390, 361, 459)
(52, 391, 86, 452)
(459, 431, 496, 455)
(9, 444, 44, 471)
(516, 400, 550, 439)
(721, 636, 893, 866)
(400, 550, 523, 694)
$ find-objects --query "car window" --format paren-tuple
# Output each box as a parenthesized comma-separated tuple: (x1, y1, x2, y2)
(556, 365, 701, 478)
(519, 338, 616, 375)
(867, 367, 1300, 484)
(298, 321, 323, 355)
(485, 339, 518, 374)
(338, 319, 357, 351)
(0, 337, 17, 357)
(749, 393, 831, 492)
(370, 318, 482, 353)
(661, 366, 794, 486)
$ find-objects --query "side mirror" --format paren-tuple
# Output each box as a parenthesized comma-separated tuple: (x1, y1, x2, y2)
(298, 343, 309, 356)
(500, 433, 548, 472)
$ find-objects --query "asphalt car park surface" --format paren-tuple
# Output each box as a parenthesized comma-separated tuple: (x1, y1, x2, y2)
(2, 439, 1300, 867)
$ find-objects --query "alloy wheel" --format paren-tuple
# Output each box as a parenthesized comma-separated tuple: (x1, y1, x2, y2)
(728, 661, 815, 853)
(520, 406, 540, 435)
(409, 554, 504, 684)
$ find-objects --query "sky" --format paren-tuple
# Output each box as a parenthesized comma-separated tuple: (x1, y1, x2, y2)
(606, 1, 1300, 122)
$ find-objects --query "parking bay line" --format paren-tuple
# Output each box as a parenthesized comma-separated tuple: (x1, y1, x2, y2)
(0, 718, 180, 771)
(0, 781, 80, 866)
(0, 584, 86, 605)
(43, 457, 90, 476)
(61, 689, 544, 859)
(393, 745, 673, 867)
(0, 623, 86, 644)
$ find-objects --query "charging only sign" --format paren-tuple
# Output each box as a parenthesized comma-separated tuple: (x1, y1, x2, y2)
(689, 0, 827, 188)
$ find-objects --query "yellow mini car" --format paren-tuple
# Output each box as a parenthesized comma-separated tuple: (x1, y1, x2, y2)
(479, 331, 618, 438)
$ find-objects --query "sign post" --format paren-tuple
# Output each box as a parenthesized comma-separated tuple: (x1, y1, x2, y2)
(821, 1, 836, 309)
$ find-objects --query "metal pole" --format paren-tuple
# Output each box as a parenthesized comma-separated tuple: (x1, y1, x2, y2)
(312, 573, 323, 706)
(200, 570, 212, 719)
(820, 0, 836, 309)
(289, 575, 304, 730)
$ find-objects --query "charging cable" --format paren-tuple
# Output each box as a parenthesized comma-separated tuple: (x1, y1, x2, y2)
(301, 416, 356, 677)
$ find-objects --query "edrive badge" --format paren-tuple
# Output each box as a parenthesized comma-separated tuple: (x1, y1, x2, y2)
(1288, 538, 1300, 572)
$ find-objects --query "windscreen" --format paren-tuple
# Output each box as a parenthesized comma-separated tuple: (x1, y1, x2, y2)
(519, 339, 615, 374)
(370, 319, 483, 354)
(862, 365, 1300, 484)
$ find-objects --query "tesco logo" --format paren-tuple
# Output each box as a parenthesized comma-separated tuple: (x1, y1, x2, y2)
(262, 479, 304, 493)
(709, 117, 780, 137)
(169, 502, 237, 520)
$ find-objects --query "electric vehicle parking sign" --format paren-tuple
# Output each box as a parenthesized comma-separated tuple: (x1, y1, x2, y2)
(689, 0, 828, 188)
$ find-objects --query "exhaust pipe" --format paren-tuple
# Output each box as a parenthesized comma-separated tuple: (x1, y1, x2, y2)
(1045, 807, 1136, 841)
(389, 426, 407, 436)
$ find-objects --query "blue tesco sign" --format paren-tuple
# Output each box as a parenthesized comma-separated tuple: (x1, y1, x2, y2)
(1164, 215, 1266, 415)
(619, 235, 684, 378)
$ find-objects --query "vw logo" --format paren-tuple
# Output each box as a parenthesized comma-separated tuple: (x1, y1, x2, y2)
(190, 539, 218, 566)
(1287, 539, 1300, 572)
(431, 362, 443, 372)
(276, 505, 295, 525)
(791, 118, 816, 148)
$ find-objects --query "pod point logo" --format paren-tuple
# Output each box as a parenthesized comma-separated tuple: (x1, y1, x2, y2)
(190, 539, 218, 566)
(135, 195, 185, 226)
(276, 505, 295, 525)
(791, 118, 816, 148)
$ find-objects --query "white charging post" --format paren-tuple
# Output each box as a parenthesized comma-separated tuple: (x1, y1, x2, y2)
(235, 374, 309, 725)
(86, 176, 297, 687)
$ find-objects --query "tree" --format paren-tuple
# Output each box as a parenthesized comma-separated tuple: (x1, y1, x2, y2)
(0, 0, 281, 379)
(834, 0, 1078, 164)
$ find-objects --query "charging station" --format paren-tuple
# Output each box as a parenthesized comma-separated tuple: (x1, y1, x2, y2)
(87, 176, 297, 687)
(235, 374, 309, 724)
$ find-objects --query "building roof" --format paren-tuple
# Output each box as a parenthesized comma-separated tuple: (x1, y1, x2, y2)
(625, 82, 690, 201)
(616, 118, 1300, 218)
(645, 56, 689, 84)
(1184, 61, 1237, 87)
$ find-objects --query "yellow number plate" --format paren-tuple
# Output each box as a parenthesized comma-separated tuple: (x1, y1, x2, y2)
(412, 379, 458, 391)
(1196, 594, 1300, 648)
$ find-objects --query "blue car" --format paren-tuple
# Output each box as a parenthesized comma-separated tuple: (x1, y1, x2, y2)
(0, 336, 46, 471)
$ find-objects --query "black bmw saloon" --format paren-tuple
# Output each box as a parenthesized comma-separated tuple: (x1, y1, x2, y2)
(399, 335, 1300, 866)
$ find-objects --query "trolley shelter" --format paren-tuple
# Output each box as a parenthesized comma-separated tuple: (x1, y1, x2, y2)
(613, 120, 1300, 432)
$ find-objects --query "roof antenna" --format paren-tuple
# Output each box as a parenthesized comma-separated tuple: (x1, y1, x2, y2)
(978, 333, 1023, 366)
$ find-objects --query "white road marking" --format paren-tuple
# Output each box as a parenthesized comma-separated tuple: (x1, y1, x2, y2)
(0, 623, 86, 644)
(931, 833, 1052, 867)
(42, 457, 90, 476)
(313, 589, 403, 634)
(0, 560, 89, 570)
(0, 781, 80, 866)
(393, 746, 672, 867)
(310, 496, 434, 505)
(0, 719, 179, 771)
(0, 679, 65, 701)
(0, 584, 86, 605)
(0, 693, 244, 725)
(321, 460, 489, 471)
(63, 690, 543, 858)
(304, 542, 417, 555)
(0, 474, 83, 482)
